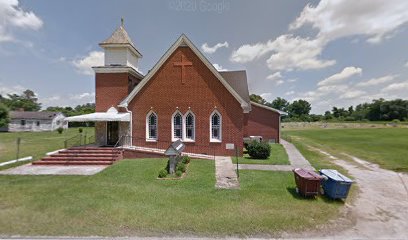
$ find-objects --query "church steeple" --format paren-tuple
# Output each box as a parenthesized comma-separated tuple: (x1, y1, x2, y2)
(99, 18, 142, 69)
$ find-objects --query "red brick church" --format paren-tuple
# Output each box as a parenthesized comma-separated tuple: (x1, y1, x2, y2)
(67, 22, 285, 156)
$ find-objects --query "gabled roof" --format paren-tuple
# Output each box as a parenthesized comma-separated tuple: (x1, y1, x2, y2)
(118, 34, 250, 112)
(219, 70, 251, 110)
(250, 101, 288, 115)
(10, 111, 63, 120)
(99, 25, 142, 58)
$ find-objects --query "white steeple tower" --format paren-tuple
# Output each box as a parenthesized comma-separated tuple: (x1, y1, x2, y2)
(99, 18, 142, 70)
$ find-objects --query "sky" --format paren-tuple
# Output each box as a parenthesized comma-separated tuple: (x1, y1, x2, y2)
(0, 0, 407, 113)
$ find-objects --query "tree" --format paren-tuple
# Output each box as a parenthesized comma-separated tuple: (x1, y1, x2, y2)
(249, 94, 266, 104)
(0, 103, 9, 127)
(0, 89, 41, 111)
(270, 97, 289, 111)
(287, 99, 311, 118)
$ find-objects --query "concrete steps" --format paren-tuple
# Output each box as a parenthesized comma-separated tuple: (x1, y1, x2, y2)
(32, 147, 123, 166)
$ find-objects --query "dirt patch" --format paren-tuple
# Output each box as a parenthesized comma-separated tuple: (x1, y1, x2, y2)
(288, 148, 408, 239)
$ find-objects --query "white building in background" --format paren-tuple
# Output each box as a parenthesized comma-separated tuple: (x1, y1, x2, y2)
(1, 111, 68, 132)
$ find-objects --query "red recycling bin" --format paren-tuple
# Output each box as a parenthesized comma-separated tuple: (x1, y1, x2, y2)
(293, 168, 323, 197)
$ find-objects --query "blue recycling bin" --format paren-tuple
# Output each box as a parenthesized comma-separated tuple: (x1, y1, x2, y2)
(319, 169, 353, 200)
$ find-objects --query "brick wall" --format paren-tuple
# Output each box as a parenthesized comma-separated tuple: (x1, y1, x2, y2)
(246, 104, 281, 143)
(128, 46, 244, 156)
(95, 72, 130, 112)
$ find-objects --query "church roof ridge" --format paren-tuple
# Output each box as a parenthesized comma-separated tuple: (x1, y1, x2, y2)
(119, 34, 250, 112)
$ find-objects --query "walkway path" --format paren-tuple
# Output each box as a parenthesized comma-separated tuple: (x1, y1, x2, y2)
(214, 156, 240, 189)
(238, 139, 314, 171)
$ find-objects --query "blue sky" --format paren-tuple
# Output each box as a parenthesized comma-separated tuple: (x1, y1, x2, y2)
(0, 0, 407, 113)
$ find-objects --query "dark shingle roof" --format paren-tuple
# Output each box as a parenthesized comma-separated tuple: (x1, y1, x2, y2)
(9, 111, 63, 120)
(219, 70, 251, 105)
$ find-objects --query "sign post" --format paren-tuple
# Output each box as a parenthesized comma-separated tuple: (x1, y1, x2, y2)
(16, 137, 21, 162)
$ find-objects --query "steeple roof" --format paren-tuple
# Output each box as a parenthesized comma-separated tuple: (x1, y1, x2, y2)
(99, 19, 142, 58)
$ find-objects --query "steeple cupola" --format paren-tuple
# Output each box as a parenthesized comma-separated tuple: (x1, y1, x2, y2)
(99, 18, 142, 70)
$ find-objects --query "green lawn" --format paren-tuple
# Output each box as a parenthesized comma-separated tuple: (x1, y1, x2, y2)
(232, 144, 290, 165)
(0, 158, 343, 237)
(284, 128, 408, 172)
(0, 127, 94, 164)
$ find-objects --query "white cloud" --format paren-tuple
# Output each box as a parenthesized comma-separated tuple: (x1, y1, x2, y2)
(201, 41, 229, 54)
(0, 0, 43, 43)
(382, 82, 408, 92)
(266, 71, 284, 85)
(339, 90, 366, 100)
(265, 35, 335, 71)
(230, 40, 274, 63)
(231, 35, 335, 71)
(405, 61, 408, 68)
(285, 91, 295, 96)
(260, 92, 273, 101)
(212, 63, 228, 71)
(356, 75, 397, 87)
(290, 0, 408, 44)
(69, 92, 95, 100)
(72, 51, 104, 75)
(318, 67, 362, 86)
(0, 82, 25, 96)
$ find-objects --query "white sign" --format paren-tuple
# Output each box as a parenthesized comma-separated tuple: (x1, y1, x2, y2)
(225, 143, 235, 150)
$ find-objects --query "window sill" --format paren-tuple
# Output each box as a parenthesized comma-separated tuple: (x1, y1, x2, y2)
(183, 139, 195, 143)
(210, 139, 222, 143)
(146, 139, 157, 142)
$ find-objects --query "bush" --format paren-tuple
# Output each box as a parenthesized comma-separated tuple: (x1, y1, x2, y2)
(247, 140, 271, 159)
(175, 170, 183, 177)
(78, 128, 83, 133)
(181, 156, 191, 164)
(57, 127, 64, 134)
(158, 169, 168, 178)
(176, 162, 186, 173)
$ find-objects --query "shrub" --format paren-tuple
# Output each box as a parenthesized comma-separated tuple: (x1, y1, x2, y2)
(175, 170, 183, 177)
(177, 162, 186, 172)
(247, 140, 271, 159)
(78, 128, 83, 133)
(57, 127, 64, 134)
(181, 156, 191, 164)
(158, 169, 168, 178)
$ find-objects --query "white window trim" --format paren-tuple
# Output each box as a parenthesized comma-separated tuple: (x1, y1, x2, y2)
(183, 110, 196, 142)
(209, 110, 222, 143)
(146, 110, 158, 141)
(171, 110, 183, 142)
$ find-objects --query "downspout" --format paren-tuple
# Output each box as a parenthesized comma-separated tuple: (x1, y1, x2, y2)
(122, 104, 133, 146)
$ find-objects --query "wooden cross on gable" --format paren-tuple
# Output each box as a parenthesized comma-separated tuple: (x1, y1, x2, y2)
(173, 54, 192, 84)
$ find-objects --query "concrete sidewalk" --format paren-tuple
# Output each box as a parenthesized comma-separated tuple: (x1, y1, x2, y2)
(214, 156, 240, 189)
(238, 139, 314, 171)
(0, 164, 108, 175)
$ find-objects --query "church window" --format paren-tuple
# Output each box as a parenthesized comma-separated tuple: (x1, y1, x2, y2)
(172, 112, 183, 140)
(184, 112, 195, 141)
(146, 111, 158, 140)
(210, 111, 222, 142)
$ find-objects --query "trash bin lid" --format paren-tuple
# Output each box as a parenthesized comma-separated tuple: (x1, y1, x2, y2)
(319, 169, 353, 183)
(293, 168, 322, 180)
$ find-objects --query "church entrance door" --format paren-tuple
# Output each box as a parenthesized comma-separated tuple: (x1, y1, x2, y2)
(106, 121, 119, 146)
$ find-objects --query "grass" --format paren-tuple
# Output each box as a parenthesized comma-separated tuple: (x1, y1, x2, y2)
(0, 127, 94, 165)
(283, 128, 408, 172)
(0, 158, 344, 237)
(232, 144, 290, 165)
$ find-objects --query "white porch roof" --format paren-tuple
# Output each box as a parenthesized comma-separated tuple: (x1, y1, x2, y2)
(65, 107, 130, 122)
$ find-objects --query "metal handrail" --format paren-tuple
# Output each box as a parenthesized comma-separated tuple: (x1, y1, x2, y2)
(111, 135, 126, 162)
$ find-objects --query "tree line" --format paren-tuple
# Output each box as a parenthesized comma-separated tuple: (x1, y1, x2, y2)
(250, 94, 408, 122)
(0, 89, 95, 127)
